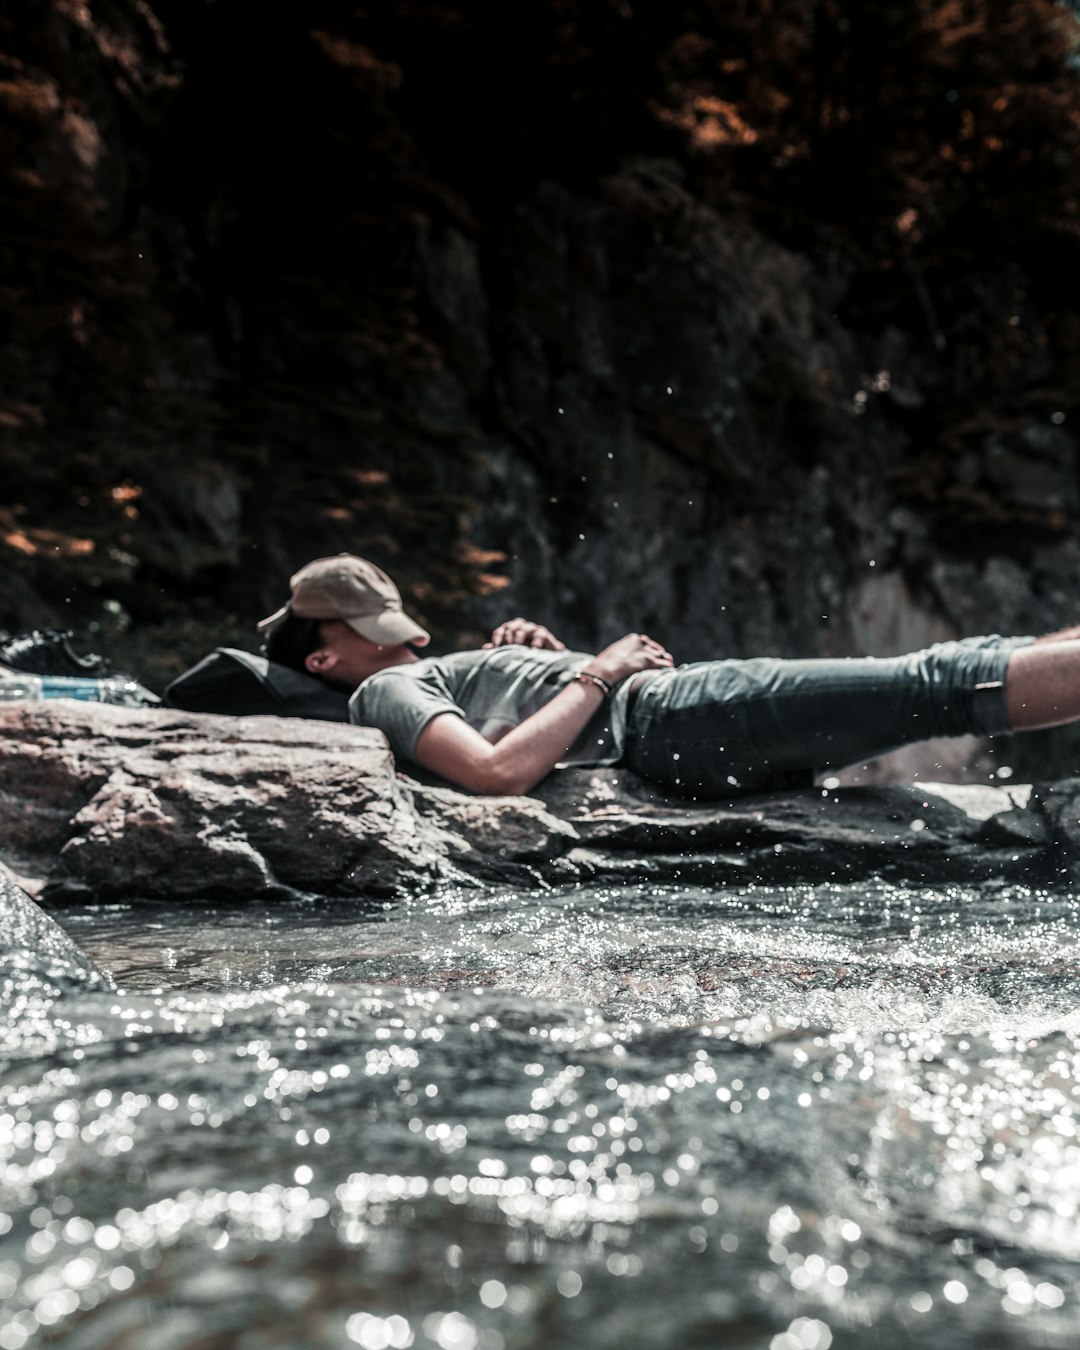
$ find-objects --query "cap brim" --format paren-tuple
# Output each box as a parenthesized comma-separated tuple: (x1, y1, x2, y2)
(344, 611, 430, 647)
(256, 602, 291, 634)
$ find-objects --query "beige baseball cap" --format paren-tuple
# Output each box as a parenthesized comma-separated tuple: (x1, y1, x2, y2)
(257, 554, 430, 647)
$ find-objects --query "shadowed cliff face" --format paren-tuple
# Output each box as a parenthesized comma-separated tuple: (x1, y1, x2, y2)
(1, 0, 1079, 722)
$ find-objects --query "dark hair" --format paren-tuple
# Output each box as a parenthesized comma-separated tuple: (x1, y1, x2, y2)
(263, 614, 323, 674)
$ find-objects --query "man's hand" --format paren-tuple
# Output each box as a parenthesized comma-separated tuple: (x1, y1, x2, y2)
(587, 633, 675, 686)
(483, 618, 566, 651)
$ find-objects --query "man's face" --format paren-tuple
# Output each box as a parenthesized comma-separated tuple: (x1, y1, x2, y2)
(305, 620, 419, 689)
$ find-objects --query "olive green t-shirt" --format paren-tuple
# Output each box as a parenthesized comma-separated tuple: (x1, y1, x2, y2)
(348, 647, 631, 771)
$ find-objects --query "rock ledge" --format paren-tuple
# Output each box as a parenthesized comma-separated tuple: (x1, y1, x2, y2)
(0, 704, 1073, 903)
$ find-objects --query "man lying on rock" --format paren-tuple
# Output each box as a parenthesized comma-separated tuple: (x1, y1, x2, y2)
(258, 553, 1079, 799)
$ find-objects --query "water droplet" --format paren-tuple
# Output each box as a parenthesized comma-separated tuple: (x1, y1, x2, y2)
(556, 1270, 582, 1297)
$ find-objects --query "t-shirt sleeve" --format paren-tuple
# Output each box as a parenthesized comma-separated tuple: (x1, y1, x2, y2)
(348, 670, 464, 762)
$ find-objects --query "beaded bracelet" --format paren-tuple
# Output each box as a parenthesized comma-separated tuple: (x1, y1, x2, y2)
(571, 670, 612, 697)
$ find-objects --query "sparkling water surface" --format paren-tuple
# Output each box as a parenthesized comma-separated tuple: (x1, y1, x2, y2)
(4, 878, 1080, 1348)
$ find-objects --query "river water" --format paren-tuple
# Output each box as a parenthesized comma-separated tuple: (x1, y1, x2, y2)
(3, 877, 1080, 1348)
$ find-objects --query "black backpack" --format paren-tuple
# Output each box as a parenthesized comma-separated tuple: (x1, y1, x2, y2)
(163, 648, 350, 721)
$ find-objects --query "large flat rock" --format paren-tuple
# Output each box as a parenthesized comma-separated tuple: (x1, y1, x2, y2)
(0, 703, 1065, 903)
(0, 704, 573, 901)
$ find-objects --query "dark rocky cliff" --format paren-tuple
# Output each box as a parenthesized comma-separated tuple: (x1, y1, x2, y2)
(2, 1, 1080, 775)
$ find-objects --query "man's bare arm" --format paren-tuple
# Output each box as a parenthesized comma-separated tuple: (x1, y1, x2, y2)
(415, 633, 673, 794)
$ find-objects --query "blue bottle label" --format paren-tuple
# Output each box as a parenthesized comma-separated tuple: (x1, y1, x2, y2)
(39, 677, 102, 701)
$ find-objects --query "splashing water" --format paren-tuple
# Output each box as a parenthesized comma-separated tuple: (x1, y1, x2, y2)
(3, 879, 1080, 1348)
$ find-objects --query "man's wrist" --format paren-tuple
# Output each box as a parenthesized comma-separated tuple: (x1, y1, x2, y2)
(571, 670, 612, 697)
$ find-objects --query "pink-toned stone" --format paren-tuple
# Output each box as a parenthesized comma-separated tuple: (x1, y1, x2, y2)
(0, 703, 579, 900)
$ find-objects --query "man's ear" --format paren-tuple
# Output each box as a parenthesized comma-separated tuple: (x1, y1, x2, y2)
(304, 648, 336, 675)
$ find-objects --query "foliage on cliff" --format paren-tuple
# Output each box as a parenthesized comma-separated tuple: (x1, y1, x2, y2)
(0, 1, 1079, 689)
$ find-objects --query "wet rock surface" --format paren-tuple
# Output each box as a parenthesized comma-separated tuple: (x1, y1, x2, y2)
(0, 860, 111, 1002)
(533, 770, 1050, 885)
(0, 703, 1066, 905)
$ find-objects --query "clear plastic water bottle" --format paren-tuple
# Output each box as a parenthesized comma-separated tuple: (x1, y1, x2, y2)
(0, 675, 42, 701)
(0, 675, 154, 706)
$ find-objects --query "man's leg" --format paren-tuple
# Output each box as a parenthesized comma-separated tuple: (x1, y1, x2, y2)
(624, 636, 1032, 797)
(1007, 639, 1080, 730)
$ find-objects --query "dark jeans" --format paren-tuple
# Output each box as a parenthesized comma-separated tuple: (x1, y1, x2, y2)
(622, 636, 1033, 798)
